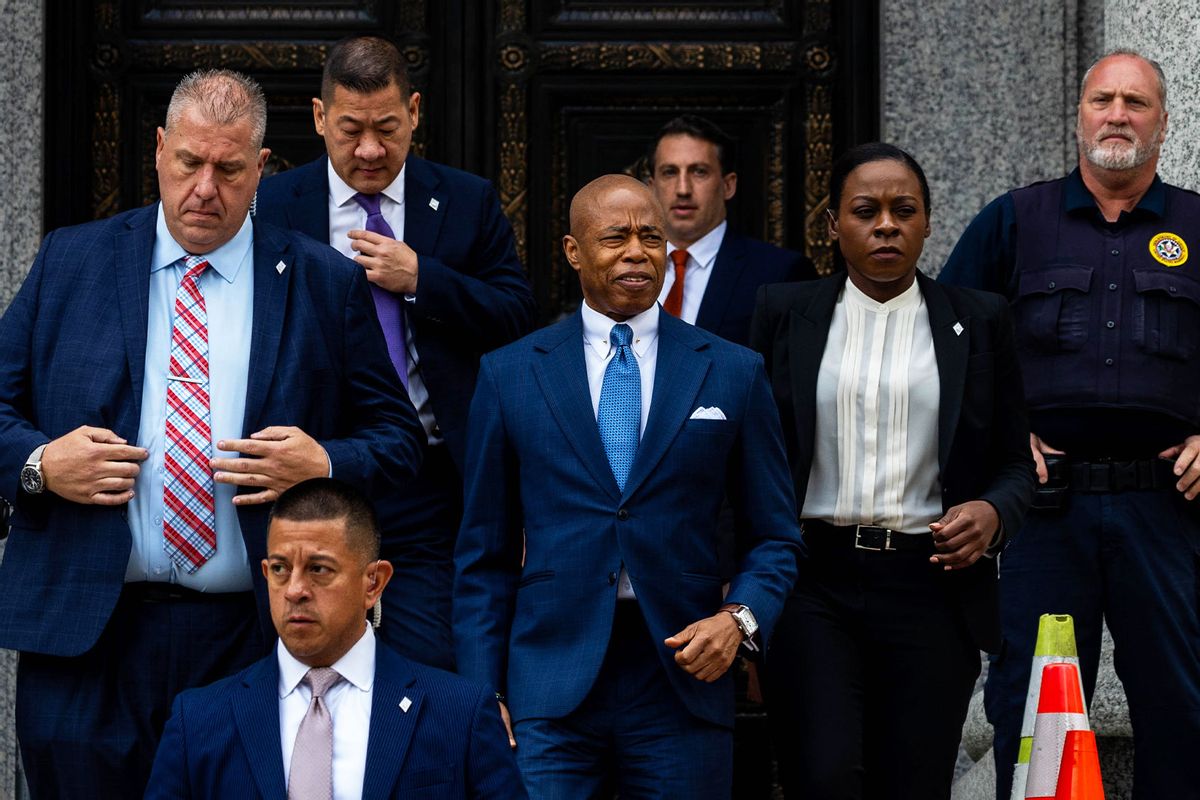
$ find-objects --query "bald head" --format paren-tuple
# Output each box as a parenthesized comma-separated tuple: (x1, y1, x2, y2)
(570, 174, 664, 237)
(564, 174, 667, 321)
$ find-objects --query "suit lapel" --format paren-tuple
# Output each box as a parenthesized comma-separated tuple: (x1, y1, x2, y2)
(241, 222, 295, 434)
(362, 647, 423, 800)
(400, 157, 446, 255)
(532, 315, 622, 501)
(114, 207, 156, 433)
(919, 273, 969, 471)
(789, 275, 842, 478)
(232, 659, 287, 800)
(693, 231, 742, 333)
(284, 156, 331, 242)
(621, 314, 710, 499)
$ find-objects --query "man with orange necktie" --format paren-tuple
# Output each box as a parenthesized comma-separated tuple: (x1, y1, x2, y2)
(647, 115, 816, 347)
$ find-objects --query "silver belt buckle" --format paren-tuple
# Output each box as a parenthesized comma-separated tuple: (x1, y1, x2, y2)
(854, 525, 893, 551)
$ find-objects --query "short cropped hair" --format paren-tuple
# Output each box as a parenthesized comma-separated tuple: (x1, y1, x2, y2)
(648, 115, 737, 175)
(322, 34, 411, 103)
(165, 69, 267, 150)
(269, 478, 381, 562)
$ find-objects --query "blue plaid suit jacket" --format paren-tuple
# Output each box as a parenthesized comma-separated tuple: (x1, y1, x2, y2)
(453, 310, 803, 728)
(0, 204, 423, 656)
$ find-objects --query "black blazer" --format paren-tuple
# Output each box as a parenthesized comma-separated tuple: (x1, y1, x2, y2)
(749, 271, 1035, 652)
(694, 231, 816, 347)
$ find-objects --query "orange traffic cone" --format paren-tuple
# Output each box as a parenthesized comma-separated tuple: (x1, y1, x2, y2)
(1054, 729, 1105, 799)
(1025, 662, 1093, 798)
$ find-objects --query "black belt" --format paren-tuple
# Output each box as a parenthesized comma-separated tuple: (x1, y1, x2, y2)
(1047, 456, 1177, 493)
(803, 519, 935, 553)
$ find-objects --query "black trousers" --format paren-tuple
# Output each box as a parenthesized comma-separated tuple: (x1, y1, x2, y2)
(764, 535, 980, 800)
(17, 583, 263, 800)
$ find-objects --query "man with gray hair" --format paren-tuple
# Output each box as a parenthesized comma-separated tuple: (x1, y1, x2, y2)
(0, 69, 422, 798)
(941, 49, 1200, 799)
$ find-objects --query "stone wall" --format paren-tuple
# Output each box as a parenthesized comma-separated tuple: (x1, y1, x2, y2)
(0, 1, 41, 794)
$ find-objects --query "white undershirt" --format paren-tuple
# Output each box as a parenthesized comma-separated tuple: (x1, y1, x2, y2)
(802, 279, 943, 533)
(658, 220, 727, 325)
(327, 162, 440, 445)
(278, 623, 375, 800)
(581, 301, 660, 598)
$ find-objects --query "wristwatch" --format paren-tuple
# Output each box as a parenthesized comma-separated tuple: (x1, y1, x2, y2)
(724, 604, 759, 641)
(20, 444, 48, 495)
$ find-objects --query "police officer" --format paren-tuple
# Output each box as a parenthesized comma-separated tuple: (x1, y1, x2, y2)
(940, 49, 1200, 800)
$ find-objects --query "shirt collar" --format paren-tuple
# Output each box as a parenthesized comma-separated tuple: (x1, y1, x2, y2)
(328, 159, 406, 209)
(581, 300, 659, 360)
(277, 622, 377, 699)
(667, 219, 726, 270)
(151, 203, 253, 284)
(1064, 166, 1165, 218)
(843, 275, 922, 313)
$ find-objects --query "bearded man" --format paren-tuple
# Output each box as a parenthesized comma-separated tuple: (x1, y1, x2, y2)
(940, 49, 1200, 800)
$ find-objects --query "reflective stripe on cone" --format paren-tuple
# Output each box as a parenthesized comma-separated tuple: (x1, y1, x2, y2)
(1012, 614, 1086, 800)
(1025, 662, 1091, 799)
(1054, 729, 1105, 799)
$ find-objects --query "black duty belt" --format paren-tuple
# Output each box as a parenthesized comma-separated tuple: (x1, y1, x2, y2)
(1045, 456, 1177, 493)
(803, 519, 935, 553)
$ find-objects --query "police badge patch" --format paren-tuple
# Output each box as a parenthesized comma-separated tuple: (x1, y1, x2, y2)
(1149, 232, 1188, 267)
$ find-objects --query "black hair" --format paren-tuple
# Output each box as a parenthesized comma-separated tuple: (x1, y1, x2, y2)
(321, 35, 411, 103)
(269, 478, 381, 562)
(647, 114, 737, 175)
(829, 142, 931, 217)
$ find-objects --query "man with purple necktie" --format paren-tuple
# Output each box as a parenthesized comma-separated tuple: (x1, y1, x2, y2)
(256, 34, 536, 671)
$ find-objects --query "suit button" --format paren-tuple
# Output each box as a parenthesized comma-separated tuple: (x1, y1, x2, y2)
(608, 572, 618, 585)
(617, 509, 629, 521)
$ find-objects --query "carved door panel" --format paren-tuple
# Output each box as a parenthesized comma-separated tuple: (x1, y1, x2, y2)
(45, 0, 876, 320)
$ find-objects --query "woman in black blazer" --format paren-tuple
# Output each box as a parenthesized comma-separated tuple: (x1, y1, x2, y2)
(750, 143, 1035, 800)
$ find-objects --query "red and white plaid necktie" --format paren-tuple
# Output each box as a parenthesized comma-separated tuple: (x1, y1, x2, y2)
(163, 256, 217, 573)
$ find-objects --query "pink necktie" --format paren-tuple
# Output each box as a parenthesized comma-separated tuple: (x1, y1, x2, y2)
(163, 256, 216, 573)
(288, 667, 342, 800)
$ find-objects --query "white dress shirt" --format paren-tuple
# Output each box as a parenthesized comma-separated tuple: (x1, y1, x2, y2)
(657, 220, 727, 325)
(278, 623, 375, 800)
(802, 279, 943, 533)
(581, 301, 660, 598)
(327, 162, 441, 445)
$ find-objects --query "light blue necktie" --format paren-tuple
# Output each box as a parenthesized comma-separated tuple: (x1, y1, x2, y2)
(597, 323, 641, 491)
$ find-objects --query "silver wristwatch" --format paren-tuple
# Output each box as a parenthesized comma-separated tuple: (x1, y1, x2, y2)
(20, 445, 48, 495)
(726, 604, 759, 641)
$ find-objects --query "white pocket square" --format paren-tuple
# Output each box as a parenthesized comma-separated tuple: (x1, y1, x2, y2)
(689, 406, 727, 420)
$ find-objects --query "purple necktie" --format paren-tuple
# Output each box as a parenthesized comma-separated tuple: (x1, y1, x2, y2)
(352, 193, 409, 388)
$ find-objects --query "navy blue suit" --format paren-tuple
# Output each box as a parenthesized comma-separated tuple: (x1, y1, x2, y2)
(454, 309, 802, 797)
(145, 642, 525, 799)
(694, 231, 815, 347)
(0, 204, 423, 797)
(256, 155, 535, 670)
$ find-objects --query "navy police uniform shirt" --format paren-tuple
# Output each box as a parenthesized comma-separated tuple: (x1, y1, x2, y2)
(939, 168, 1200, 458)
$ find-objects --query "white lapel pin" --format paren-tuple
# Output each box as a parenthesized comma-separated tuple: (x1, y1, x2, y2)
(399, 696, 413, 713)
(275, 260, 287, 275)
(952, 322, 964, 336)
(429, 198, 440, 211)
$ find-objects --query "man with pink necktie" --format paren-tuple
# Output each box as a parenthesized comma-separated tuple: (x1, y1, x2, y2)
(146, 479, 523, 800)
(0, 70, 422, 799)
